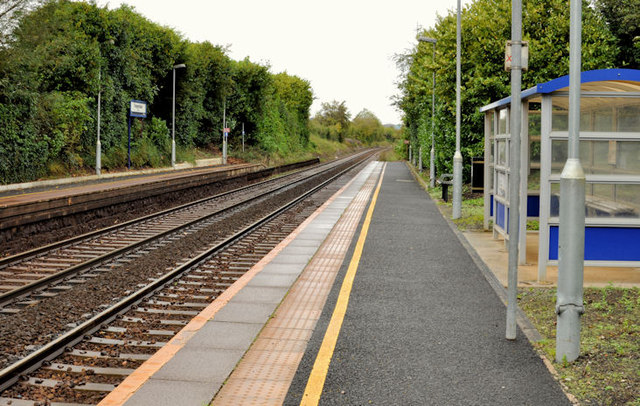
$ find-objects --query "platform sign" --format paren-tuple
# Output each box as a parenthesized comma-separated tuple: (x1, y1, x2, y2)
(129, 100, 148, 118)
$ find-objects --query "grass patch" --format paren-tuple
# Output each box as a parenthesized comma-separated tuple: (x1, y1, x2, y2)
(519, 287, 640, 405)
(422, 177, 485, 231)
(378, 148, 401, 162)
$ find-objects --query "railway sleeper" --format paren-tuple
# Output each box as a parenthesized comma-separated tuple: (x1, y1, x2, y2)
(23, 376, 116, 392)
(87, 337, 166, 349)
(45, 363, 135, 377)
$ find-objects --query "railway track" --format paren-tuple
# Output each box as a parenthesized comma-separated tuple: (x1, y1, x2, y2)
(0, 152, 369, 312)
(0, 151, 378, 405)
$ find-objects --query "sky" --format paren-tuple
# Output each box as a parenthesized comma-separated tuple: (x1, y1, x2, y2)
(102, 0, 470, 125)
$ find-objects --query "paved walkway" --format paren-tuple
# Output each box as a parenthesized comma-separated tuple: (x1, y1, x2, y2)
(283, 162, 570, 405)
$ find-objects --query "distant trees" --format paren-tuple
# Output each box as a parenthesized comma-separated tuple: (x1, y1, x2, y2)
(0, 0, 314, 183)
(349, 109, 386, 144)
(311, 102, 395, 144)
(313, 100, 351, 142)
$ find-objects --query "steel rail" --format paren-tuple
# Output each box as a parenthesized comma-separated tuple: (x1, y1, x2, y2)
(0, 150, 375, 392)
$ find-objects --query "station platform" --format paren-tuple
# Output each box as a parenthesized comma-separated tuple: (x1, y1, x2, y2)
(98, 161, 571, 406)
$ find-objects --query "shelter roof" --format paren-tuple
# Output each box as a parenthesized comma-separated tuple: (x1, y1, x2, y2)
(479, 69, 640, 112)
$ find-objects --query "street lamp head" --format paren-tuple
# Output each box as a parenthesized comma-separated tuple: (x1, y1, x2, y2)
(418, 37, 437, 44)
(173, 63, 186, 69)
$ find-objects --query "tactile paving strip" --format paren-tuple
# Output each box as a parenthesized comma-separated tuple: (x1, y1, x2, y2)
(211, 162, 384, 405)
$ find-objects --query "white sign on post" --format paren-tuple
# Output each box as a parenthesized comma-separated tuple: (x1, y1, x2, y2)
(504, 41, 529, 72)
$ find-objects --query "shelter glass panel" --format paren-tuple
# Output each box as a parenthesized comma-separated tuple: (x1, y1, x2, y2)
(553, 97, 640, 132)
(550, 140, 640, 176)
(549, 183, 640, 219)
(497, 140, 507, 166)
(498, 109, 508, 134)
(488, 112, 495, 136)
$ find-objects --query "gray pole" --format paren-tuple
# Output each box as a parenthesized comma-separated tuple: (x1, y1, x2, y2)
(96, 69, 101, 176)
(453, 0, 463, 219)
(430, 40, 436, 188)
(171, 67, 177, 168)
(506, 0, 523, 340)
(171, 64, 186, 169)
(242, 122, 245, 152)
(556, 0, 585, 363)
(409, 144, 412, 163)
(223, 100, 227, 165)
(418, 146, 422, 172)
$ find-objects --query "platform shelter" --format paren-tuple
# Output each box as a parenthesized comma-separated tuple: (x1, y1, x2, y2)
(479, 69, 640, 280)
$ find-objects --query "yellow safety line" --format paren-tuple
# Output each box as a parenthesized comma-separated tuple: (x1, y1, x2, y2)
(300, 162, 386, 406)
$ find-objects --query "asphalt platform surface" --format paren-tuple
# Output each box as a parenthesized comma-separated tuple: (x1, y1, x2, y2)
(284, 162, 570, 405)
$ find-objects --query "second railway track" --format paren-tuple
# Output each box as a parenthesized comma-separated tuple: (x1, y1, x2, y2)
(0, 152, 371, 312)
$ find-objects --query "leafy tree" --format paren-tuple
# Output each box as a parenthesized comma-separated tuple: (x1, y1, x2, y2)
(314, 100, 351, 142)
(272, 72, 313, 145)
(396, 0, 618, 180)
(594, 0, 640, 68)
(349, 109, 386, 144)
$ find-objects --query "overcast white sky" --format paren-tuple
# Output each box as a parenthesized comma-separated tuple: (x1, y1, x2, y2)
(102, 0, 470, 125)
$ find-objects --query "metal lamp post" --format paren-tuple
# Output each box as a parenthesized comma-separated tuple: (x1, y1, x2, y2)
(453, 0, 463, 219)
(96, 69, 102, 176)
(418, 36, 437, 187)
(506, 0, 523, 340)
(556, 0, 585, 363)
(96, 39, 114, 176)
(172, 63, 186, 169)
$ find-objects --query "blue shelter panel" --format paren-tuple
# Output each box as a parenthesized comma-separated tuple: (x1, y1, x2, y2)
(549, 226, 640, 261)
(490, 194, 494, 217)
(527, 195, 540, 217)
(496, 201, 507, 230)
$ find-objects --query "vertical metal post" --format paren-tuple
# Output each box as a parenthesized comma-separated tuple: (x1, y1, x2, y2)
(506, 0, 523, 340)
(556, 0, 585, 363)
(96, 70, 101, 176)
(171, 67, 177, 168)
(127, 115, 131, 169)
(430, 41, 437, 188)
(242, 122, 245, 152)
(409, 144, 412, 163)
(483, 113, 491, 230)
(452, 0, 463, 219)
(537, 95, 552, 281)
(223, 100, 227, 165)
(519, 101, 529, 265)
(418, 146, 423, 172)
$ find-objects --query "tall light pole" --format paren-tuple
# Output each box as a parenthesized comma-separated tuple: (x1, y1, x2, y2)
(418, 36, 437, 187)
(96, 39, 114, 176)
(506, 0, 523, 340)
(453, 0, 463, 219)
(556, 0, 585, 363)
(96, 69, 102, 176)
(172, 63, 186, 169)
